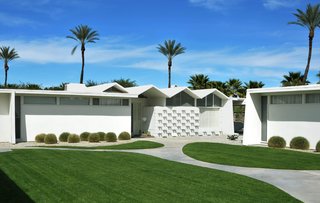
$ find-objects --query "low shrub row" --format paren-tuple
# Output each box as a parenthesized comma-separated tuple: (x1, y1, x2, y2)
(35, 133, 58, 144)
(35, 131, 131, 144)
(268, 136, 318, 151)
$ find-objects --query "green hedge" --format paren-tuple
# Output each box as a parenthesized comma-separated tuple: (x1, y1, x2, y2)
(106, 132, 117, 142)
(268, 136, 286, 148)
(316, 141, 320, 152)
(35, 133, 46, 143)
(88, 133, 100, 143)
(68, 134, 80, 143)
(44, 134, 57, 144)
(97, 132, 106, 141)
(118, 132, 131, 140)
(80, 132, 90, 141)
(59, 132, 71, 142)
(290, 137, 309, 150)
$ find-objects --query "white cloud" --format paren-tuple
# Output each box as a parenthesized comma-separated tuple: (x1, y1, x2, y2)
(1, 36, 318, 83)
(179, 47, 320, 71)
(0, 12, 38, 27)
(263, 0, 300, 10)
(189, 0, 241, 11)
(0, 37, 155, 64)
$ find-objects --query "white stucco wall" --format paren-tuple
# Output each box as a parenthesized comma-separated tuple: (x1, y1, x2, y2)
(198, 98, 234, 135)
(244, 91, 320, 149)
(20, 102, 131, 141)
(199, 107, 220, 129)
(0, 93, 14, 143)
(218, 98, 235, 135)
(268, 103, 320, 149)
(243, 93, 262, 145)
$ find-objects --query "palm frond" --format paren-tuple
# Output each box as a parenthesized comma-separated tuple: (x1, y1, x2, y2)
(0, 46, 19, 61)
(67, 24, 100, 54)
(157, 39, 186, 58)
(289, 3, 320, 31)
(71, 45, 78, 55)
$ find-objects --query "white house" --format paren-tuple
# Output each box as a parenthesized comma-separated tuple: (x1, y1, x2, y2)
(0, 83, 235, 143)
(243, 85, 320, 149)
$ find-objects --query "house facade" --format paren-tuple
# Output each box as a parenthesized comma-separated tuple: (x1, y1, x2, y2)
(243, 85, 320, 149)
(0, 83, 234, 143)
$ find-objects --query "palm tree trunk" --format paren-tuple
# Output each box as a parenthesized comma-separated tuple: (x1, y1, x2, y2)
(80, 44, 85, 84)
(4, 63, 8, 87)
(303, 33, 314, 84)
(168, 59, 172, 88)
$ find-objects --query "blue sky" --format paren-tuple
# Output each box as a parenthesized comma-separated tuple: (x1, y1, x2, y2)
(0, 0, 320, 88)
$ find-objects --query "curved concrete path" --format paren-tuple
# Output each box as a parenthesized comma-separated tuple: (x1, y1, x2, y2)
(115, 139, 320, 203)
(7, 137, 320, 203)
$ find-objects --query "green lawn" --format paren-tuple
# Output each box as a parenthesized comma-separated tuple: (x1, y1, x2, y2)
(0, 150, 299, 202)
(183, 142, 320, 170)
(37, 140, 164, 150)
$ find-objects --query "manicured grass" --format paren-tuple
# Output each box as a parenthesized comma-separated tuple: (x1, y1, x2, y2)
(183, 142, 320, 170)
(0, 150, 299, 202)
(37, 140, 164, 150)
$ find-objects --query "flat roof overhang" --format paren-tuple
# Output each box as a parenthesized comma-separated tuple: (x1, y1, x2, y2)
(0, 89, 138, 99)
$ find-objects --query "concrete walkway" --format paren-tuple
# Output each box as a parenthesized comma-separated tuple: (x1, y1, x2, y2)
(0, 142, 11, 153)
(5, 137, 320, 203)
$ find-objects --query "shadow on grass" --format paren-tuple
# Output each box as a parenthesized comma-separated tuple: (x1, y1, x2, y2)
(0, 169, 34, 202)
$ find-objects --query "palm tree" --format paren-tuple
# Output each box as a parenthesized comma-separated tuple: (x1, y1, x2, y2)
(244, 81, 265, 89)
(210, 81, 227, 95)
(112, 78, 137, 87)
(67, 25, 99, 84)
(187, 74, 211, 89)
(225, 78, 244, 97)
(281, 71, 309, 86)
(157, 40, 186, 88)
(289, 4, 320, 84)
(0, 46, 19, 87)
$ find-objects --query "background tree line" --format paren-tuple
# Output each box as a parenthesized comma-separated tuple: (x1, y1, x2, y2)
(0, 78, 137, 90)
(187, 74, 264, 98)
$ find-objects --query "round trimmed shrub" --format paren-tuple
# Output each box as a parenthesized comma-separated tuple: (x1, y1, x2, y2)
(68, 134, 80, 143)
(118, 131, 131, 140)
(105, 132, 117, 142)
(290, 136, 309, 150)
(316, 141, 320, 152)
(59, 132, 70, 142)
(88, 133, 100, 143)
(35, 133, 46, 143)
(97, 132, 106, 141)
(44, 134, 57, 144)
(268, 136, 286, 148)
(80, 132, 90, 141)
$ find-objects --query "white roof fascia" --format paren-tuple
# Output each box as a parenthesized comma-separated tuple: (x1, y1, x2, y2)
(247, 84, 320, 94)
(5, 89, 137, 98)
(0, 89, 14, 94)
(87, 83, 128, 93)
(125, 85, 168, 97)
(160, 87, 200, 99)
(192, 89, 229, 100)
